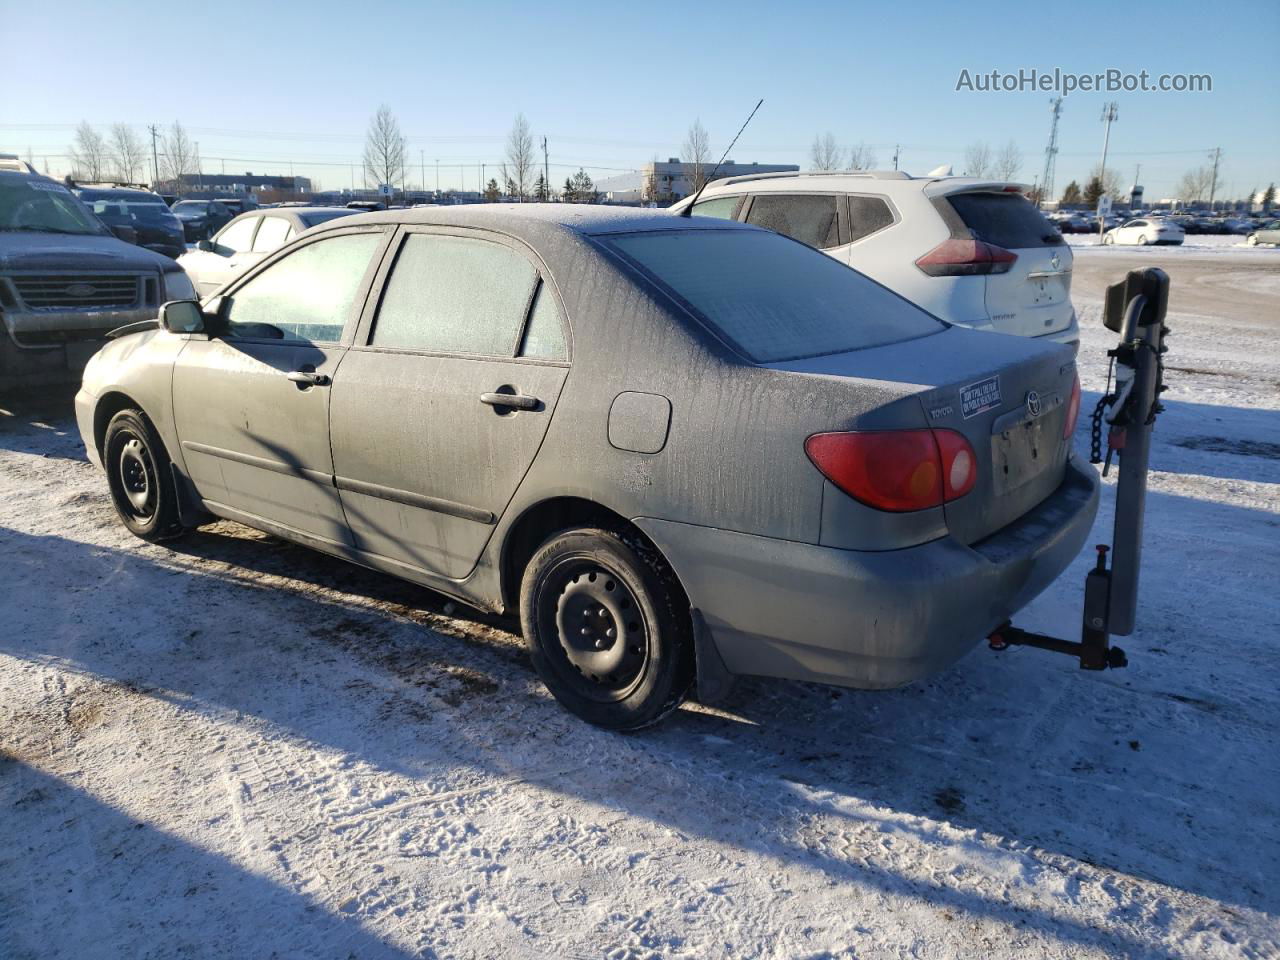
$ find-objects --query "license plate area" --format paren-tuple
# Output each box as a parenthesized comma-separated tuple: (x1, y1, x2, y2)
(992, 418, 1053, 495)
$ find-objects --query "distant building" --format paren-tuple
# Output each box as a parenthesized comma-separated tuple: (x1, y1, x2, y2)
(178, 171, 313, 201)
(595, 158, 799, 205)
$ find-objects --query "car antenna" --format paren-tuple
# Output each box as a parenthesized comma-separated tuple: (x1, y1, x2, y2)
(679, 98, 764, 217)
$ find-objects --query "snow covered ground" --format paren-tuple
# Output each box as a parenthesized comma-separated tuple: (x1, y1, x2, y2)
(1, 248, 1278, 959)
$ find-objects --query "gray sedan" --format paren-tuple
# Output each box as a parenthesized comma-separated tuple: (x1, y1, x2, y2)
(1247, 219, 1280, 246)
(75, 206, 1098, 729)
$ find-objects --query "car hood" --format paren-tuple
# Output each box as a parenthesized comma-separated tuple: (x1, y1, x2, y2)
(0, 232, 175, 273)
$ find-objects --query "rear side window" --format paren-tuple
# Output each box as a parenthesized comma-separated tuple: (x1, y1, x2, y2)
(518, 282, 567, 360)
(252, 216, 291, 252)
(745, 195, 840, 249)
(946, 192, 1063, 249)
(691, 195, 743, 220)
(372, 234, 537, 355)
(847, 195, 895, 243)
(607, 229, 944, 363)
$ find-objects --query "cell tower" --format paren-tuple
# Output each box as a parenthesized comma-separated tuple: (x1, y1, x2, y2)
(1039, 97, 1063, 208)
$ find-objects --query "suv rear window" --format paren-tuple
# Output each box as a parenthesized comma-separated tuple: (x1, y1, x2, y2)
(946, 192, 1063, 249)
(606, 229, 944, 363)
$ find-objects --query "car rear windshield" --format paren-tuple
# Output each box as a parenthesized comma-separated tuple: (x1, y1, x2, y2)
(605, 229, 945, 362)
(946, 192, 1063, 249)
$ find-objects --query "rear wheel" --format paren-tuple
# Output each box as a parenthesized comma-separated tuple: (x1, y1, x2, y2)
(1247, 234, 1259, 246)
(103, 408, 185, 542)
(1138, 234, 1149, 245)
(520, 527, 692, 730)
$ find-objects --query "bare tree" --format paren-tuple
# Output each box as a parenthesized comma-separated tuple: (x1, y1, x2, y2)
(110, 123, 146, 183)
(964, 141, 994, 178)
(162, 121, 195, 189)
(995, 140, 1022, 181)
(502, 113, 535, 201)
(362, 105, 406, 196)
(846, 141, 878, 171)
(683, 119, 712, 194)
(1176, 166, 1214, 204)
(810, 132, 843, 171)
(70, 121, 108, 181)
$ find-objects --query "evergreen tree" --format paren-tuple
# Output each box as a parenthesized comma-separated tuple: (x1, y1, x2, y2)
(562, 177, 576, 203)
(533, 173, 549, 202)
(1263, 183, 1276, 213)
(1060, 180, 1082, 205)
(483, 178, 500, 202)
(570, 168, 597, 204)
(1083, 176, 1104, 206)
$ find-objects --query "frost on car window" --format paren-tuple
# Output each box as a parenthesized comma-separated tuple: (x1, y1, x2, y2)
(372, 234, 537, 356)
(690, 195, 742, 221)
(609, 229, 944, 363)
(948, 192, 1063, 249)
(518, 282, 567, 360)
(745, 195, 839, 249)
(847, 196, 895, 243)
(225, 233, 380, 343)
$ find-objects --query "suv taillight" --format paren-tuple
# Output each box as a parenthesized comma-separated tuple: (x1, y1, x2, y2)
(805, 429, 977, 513)
(915, 238, 1018, 277)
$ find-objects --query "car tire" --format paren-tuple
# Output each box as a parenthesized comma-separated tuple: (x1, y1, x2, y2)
(520, 526, 693, 730)
(1103, 234, 1113, 245)
(1247, 234, 1259, 246)
(103, 408, 185, 542)
(1138, 234, 1149, 245)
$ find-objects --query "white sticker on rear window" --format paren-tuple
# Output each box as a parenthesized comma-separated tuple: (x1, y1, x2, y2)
(960, 375, 1001, 419)
(28, 180, 70, 193)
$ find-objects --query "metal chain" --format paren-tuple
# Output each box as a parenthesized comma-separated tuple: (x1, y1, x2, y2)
(1089, 356, 1117, 464)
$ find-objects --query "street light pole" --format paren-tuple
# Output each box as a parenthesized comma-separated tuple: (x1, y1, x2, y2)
(1097, 102, 1119, 243)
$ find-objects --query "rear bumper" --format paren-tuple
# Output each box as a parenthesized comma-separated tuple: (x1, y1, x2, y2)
(636, 455, 1100, 690)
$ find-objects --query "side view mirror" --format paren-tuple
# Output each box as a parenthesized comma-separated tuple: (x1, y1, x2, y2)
(159, 300, 207, 335)
(110, 224, 138, 244)
(196, 238, 214, 252)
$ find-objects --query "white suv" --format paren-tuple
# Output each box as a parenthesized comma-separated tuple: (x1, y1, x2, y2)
(671, 171, 1078, 348)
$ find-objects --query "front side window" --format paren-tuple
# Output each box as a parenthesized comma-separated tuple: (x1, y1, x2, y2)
(215, 216, 258, 254)
(371, 234, 537, 355)
(745, 194, 840, 250)
(252, 216, 291, 252)
(606, 229, 944, 363)
(224, 232, 381, 343)
(691, 195, 743, 220)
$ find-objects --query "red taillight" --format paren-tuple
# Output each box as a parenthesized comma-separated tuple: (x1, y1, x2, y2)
(805, 429, 977, 513)
(1064, 372, 1081, 439)
(915, 238, 1018, 277)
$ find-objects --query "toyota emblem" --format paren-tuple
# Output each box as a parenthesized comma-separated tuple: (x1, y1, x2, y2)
(1026, 390, 1042, 418)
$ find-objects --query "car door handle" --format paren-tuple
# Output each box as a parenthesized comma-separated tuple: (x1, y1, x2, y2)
(287, 370, 331, 387)
(480, 391, 540, 410)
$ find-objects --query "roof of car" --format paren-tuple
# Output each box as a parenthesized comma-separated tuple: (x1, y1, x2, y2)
(322, 203, 759, 237)
(689, 170, 1031, 199)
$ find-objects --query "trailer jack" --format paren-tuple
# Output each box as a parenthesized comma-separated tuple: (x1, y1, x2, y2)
(989, 267, 1170, 674)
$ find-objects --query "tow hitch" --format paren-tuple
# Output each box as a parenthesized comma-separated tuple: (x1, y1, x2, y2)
(990, 267, 1170, 671)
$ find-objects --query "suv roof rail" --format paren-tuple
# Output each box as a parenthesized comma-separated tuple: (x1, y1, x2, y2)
(710, 169, 915, 187)
(0, 153, 34, 173)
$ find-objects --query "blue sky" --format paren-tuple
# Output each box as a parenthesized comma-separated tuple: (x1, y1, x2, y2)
(3, 0, 1276, 200)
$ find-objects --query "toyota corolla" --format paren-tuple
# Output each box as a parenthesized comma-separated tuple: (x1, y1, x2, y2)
(75, 206, 1098, 729)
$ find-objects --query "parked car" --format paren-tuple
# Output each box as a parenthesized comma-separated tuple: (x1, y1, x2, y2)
(73, 186, 186, 259)
(75, 206, 1097, 729)
(672, 171, 1079, 348)
(1102, 218, 1185, 246)
(1247, 220, 1280, 245)
(0, 163, 196, 389)
(176, 207, 359, 296)
(171, 199, 235, 241)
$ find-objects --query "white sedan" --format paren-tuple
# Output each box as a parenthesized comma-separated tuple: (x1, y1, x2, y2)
(1102, 218, 1185, 246)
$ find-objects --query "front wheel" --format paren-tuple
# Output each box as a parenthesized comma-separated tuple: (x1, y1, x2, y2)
(1247, 234, 1259, 246)
(103, 408, 185, 542)
(1138, 234, 1149, 245)
(520, 527, 693, 730)
(1103, 234, 1113, 245)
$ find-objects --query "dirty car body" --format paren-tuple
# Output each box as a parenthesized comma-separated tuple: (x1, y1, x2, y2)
(76, 205, 1098, 725)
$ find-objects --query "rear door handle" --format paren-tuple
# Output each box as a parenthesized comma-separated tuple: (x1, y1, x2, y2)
(288, 370, 331, 387)
(480, 391, 540, 411)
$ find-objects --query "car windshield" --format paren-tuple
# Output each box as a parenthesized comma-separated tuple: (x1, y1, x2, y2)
(172, 201, 207, 214)
(605, 228, 946, 363)
(0, 175, 106, 235)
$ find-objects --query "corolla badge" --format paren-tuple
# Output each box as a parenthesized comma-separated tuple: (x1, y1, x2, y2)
(1050, 253, 1061, 270)
(1025, 390, 1042, 418)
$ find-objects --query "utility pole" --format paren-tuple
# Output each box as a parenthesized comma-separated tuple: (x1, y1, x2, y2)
(420, 150, 425, 197)
(1039, 97, 1063, 210)
(435, 158, 439, 194)
(195, 141, 202, 191)
(1097, 101, 1119, 241)
(542, 136, 549, 200)
(1207, 147, 1222, 212)
(892, 144, 900, 171)
(148, 124, 160, 186)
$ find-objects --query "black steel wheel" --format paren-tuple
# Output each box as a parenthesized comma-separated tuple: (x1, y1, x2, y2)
(520, 527, 693, 729)
(103, 408, 184, 542)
